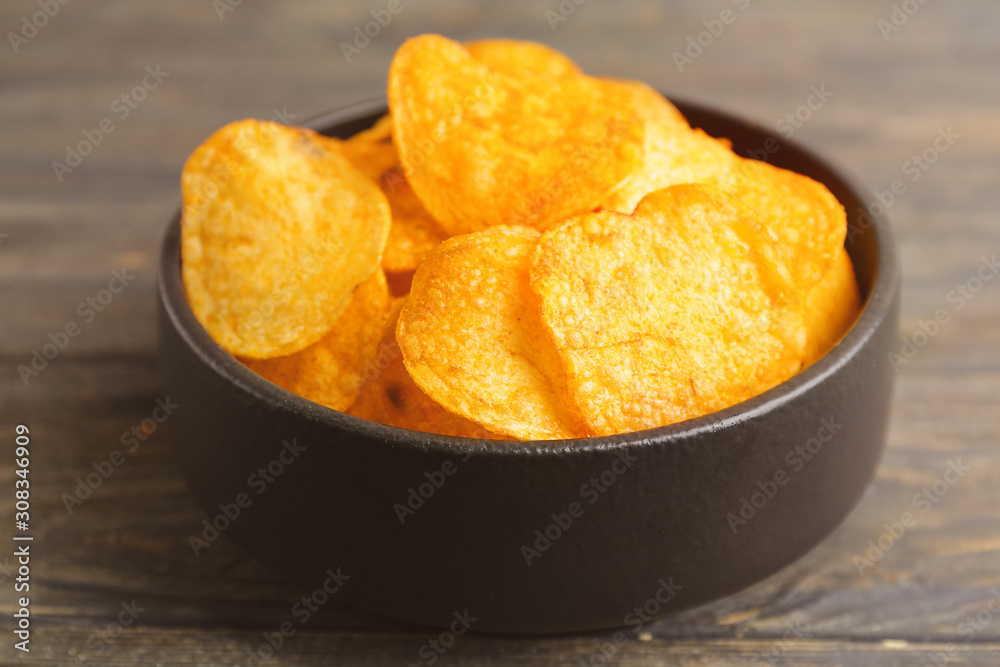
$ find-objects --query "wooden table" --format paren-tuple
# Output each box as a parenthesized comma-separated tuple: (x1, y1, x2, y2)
(2, 1, 998, 664)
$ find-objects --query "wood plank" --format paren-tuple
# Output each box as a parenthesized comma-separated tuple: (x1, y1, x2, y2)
(8, 626, 1000, 667)
(2, 0, 999, 663)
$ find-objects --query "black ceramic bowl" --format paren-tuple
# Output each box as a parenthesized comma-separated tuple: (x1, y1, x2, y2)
(159, 98, 899, 634)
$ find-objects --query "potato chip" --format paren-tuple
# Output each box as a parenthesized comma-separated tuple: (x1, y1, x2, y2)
(357, 306, 502, 438)
(340, 115, 398, 181)
(531, 184, 804, 436)
(465, 38, 582, 78)
(600, 80, 732, 214)
(720, 157, 846, 289)
(599, 83, 845, 290)
(388, 34, 644, 235)
(181, 119, 390, 359)
(351, 112, 394, 143)
(379, 167, 449, 279)
(346, 368, 390, 424)
(241, 269, 391, 411)
(605, 77, 690, 128)
(397, 226, 583, 440)
(340, 119, 450, 282)
(803, 247, 861, 365)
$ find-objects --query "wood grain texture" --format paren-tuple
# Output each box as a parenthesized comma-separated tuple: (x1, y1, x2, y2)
(2, 0, 999, 664)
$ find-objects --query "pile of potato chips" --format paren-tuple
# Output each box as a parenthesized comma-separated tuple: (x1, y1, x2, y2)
(180, 34, 860, 441)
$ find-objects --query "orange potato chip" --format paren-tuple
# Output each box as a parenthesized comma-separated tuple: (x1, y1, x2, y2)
(605, 77, 690, 129)
(339, 115, 398, 181)
(531, 184, 805, 436)
(465, 38, 582, 78)
(803, 246, 861, 365)
(241, 269, 392, 411)
(379, 167, 450, 279)
(340, 120, 450, 281)
(346, 369, 390, 424)
(181, 119, 390, 359)
(720, 157, 846, 289)
(397, 226, 584, 440)
(352, 112, 394, 143)
(600, 80, 732, 214)
(388, 34, 644, 235)
(599, 83, 845, 290)
(355, 306, 502, 438)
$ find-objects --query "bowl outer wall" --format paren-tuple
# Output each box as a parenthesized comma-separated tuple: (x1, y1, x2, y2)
(158, 98, 900, 633)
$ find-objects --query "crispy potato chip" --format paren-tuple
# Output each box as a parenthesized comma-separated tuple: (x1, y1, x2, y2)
(720, 157, 846, 289)
(346, 368, 390, 424)
(241, 269, 392, 411)
(465, 38, 582, 78)
(398, 226, 583, 440)
(181, 119, 390, 359)
(531, 184, 805, 436)
(600, 80, 731, 214)
(356, 306, 502, 438)
(379, 167, 450, 278)
(339, 115, 398, 181)
(803, 247, 861, 365)
(600, 83, 845, 289)
(388, 34, 644, 234)
(340, 120, 450, 281)
(352, 112, 394, 143)
(605, 78, 690, 128)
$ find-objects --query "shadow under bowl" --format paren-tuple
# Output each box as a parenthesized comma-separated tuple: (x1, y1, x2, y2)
(158, 97, 900, 634)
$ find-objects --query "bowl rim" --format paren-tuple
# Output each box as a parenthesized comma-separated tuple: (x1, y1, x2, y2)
(159, 95, 899, 457)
